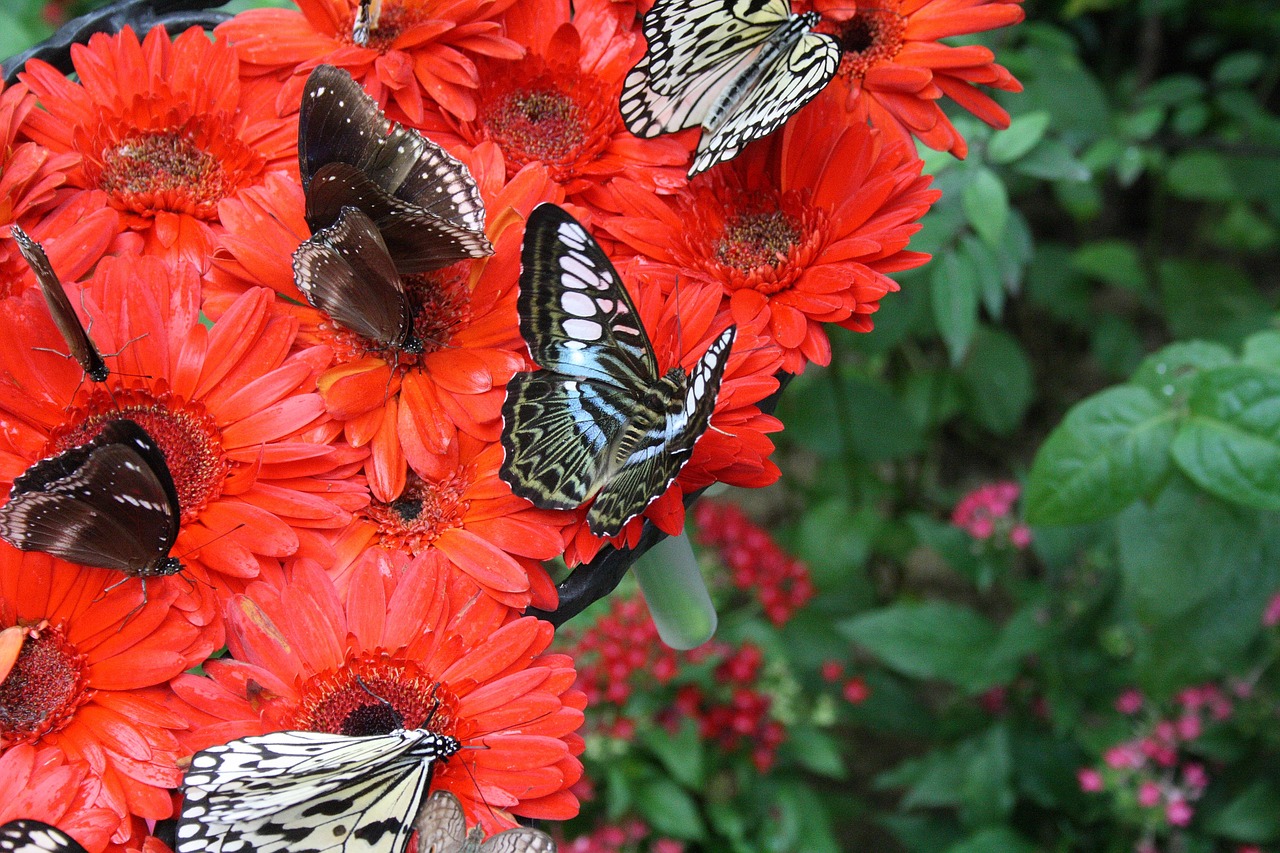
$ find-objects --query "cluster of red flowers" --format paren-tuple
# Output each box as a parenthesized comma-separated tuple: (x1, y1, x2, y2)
(0, 0, 1023, 847)
(951, 480, 1033, 549)
(673, 645, 788, 772)
(693, 499, 814, 625)
(559, 819, 684, 853)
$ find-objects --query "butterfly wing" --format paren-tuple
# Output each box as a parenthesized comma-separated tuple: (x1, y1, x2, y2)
(415, 791, 468, 853)
(293, 205, 420, 352)
(178, 729, 458, 853)
(690, 26, 840, 176)
(586, 326, 736, 535)
(306, 163, 493, 275)
(517, 204, 657, 388)
(0, 821, 88, 853)
(620, 0, 792, 137)
(477, 829, 557, 853)
(0, 419, 181, 574)
(9, 225, 108, 382)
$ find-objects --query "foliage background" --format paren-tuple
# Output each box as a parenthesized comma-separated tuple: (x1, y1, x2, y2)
(6, 0, 1280, 850)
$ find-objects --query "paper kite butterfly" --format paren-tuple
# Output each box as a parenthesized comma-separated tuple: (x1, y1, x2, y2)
(0, 821, 88, 853)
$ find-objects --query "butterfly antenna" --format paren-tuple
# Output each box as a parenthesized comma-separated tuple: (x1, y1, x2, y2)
(353, 673, 407, 728)
(173, 523, 247, 563)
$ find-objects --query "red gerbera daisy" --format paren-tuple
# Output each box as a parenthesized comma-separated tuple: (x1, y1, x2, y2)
(419, 0, 689, 211)
(0, 743, 118, 852)
(604, 93, 939, 373)
(18, 26, 296, 269)
(214, 0, 524, 125)
(171, 557, 585, 834)
(0, 551, 213, 848)
(0, 256, 367, 626)
(811, 0, 1025, 157)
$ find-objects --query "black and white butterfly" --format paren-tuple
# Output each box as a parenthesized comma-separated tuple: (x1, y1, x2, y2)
(176, 728, 461, 853)
(292, 205, 425, 353)
(9, 225, 108, 382)
(0, 418, 182, 588)
(619, 0, 841, 177)
(299, 64, 492, 274)
(0, 820, 87, 853)
(500, 204, 736, 538)
(415, 791, 555, 853)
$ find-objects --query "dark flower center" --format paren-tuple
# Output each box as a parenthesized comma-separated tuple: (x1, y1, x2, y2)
(290, 655, 460, 738)
(717, 211, 801, 271)
(99, 130, 235, 220)
(483, 87, 586, 167)
(831, 8, 909, 80)
(365, 470, 470, 552)
(0, 622, 91, 747)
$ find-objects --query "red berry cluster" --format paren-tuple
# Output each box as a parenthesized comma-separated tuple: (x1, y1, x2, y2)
(693, 500, 814, 625)
(670, 644, 787, 771)
(821, 658, 871, 705)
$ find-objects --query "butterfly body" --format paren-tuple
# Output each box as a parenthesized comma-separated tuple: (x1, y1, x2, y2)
(619, 0, 839, 176)
(0, 820, 88, 853)
(177, 728, 460, 853)
(0, 418, 182, 584)
(9, 225, 109, 382)
(501, 204, 735, 537)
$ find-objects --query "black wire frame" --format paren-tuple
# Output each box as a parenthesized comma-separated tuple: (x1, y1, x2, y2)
(1, 0, 791, 629)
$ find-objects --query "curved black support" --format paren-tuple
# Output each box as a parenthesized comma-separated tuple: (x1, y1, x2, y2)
(3, 0, 231, 83)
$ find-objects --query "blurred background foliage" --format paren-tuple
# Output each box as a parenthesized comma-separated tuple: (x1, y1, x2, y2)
(7, 0, 1280, 850)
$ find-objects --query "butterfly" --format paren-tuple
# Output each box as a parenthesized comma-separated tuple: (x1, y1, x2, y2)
(0, 418, 182, 590)
(500, 204, 736, 538)
(618, 0, 841, 177)
(9, 225, 108, 382)
(176, 728, 461, 853)
(292, 205, 425, 353)
(415, 790, 555, 853)
(298, 64, 492, 274)
(0, 820, 87, 853)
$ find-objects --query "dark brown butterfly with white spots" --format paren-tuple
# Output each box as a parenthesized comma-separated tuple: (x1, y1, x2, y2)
(0, 418, 182, 590)
(0, 820, 88, 853)
(9, 224, 108, 382)
(298, 64, 493, 274)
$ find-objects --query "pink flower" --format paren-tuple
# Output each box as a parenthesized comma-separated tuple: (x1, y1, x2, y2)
(1116, 689, 1145, 715)
(1077, 768, 1104, 793)
(1010, 523, 1033, 549)
(1104, 744, 1143, 770)
(1176, 713, 1202, 741)
(1138, 780, 1162, 808)
(1166, 798, 1194, 827)
(1264, 591, 1280, 626)
(1182, 762, 1208, 792)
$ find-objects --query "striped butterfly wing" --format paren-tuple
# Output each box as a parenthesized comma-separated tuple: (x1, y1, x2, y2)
(0, 821, 88, 853)
(501, 204, 736, 537)
(299, 65, 491, 274)
(415, 791, 556, 853)
(177, 729, 460, 853)
(0, 418, 181, 577)
(292, 205, 421, 352)
(9, 225, 108, 382)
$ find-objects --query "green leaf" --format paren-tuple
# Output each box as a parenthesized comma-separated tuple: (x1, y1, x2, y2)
(960, 328, 1035, 435)
(944, 827, 1038, 853)
(1168, 150, 1235, 201)
(634, 778, 706, 840)
(1172, 366, 1280, 511)
(1137, 74, 1206, 107)
(932, 251, 980, 365)
(786, 727, 847, 779)
(838, 601, 999, 690)
(960, 726, 1014, 826)
(635, 532, 717, 649)
(1025, 386, 1177, 525)
(1158, 258, 1269, 345)
(1013, 139, 1091, 182)
(1071, 240, 1147, 292)
(962, 167, 1009, 245)
(1130, 340, 1236, 402)
(1206, 779, 1280, 841)
(1213, 51, 1266, 86)
(639, 719, 703, 788)
(1243, 331, 1280, 370)
(987, 112, 1051, 164)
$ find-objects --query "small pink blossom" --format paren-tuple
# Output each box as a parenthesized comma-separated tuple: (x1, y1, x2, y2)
(1010, 523, 1033, 549)
(1166, 798, 1194, 826)
(1116, 689, 1145, 715)
(1138, 780, 1162, 808)
(1182, 762, 1208, 792)
(1176, 713, 1202, 741)
(1105, 744, 1144, 770)
(1263, 591, 1280, 626)
(1077, 768, 1104, 792)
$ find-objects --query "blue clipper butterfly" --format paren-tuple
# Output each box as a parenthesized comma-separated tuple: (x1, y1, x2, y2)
(0, 820, 88, 853)
(299, 64, 492, 274)
(618, 0, 841, 177)
(415, 790, 555, 853)
(500, 203, 736, 538)
(176, 728, 461, 853)
(0, 418, 182, 589)
(9, 225, 108, 382)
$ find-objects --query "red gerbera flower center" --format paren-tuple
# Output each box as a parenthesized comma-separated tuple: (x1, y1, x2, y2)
(827, 7, 909, 81)
(0, 621, 91, 747)
(289, 655, 461, 738)
(364, 470, 470, 552)
(50, 389, 229, 524)
(717, 210, 801, 271)
(87, 118, 266, 220)
(478, 60, 613, 179)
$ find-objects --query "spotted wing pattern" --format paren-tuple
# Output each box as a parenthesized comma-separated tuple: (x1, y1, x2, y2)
(9, 225, 109, 382)
(0, 821, 88, 853)
(299, 65, 492, 273)
(415, 791, 556, 853)
(500, 204, 736, 537)
(0, 418, 181, 577)
(176, 728, 460, 853)
(619, 0, 839, 177)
